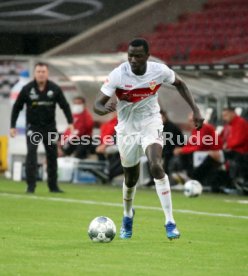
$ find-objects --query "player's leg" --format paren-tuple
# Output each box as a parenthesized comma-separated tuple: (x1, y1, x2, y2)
(123, 164, 139, 217)
(145, 143, 164, 179)
(117, 133, 140, 239)
(146, 144, 175, 223)
(25, 131, 39, 193)
(145, 143, 180, 239)
(120, 164, 139, 239)
(43, 131, 62, 193)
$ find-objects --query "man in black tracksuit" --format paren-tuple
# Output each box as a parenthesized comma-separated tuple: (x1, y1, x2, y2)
(10, 62, 73, 193)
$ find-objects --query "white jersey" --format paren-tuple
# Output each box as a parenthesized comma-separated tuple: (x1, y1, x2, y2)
(101, 61, 175, 134)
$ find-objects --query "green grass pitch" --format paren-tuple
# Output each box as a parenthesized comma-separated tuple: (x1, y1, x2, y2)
(0, 177, 247, 276)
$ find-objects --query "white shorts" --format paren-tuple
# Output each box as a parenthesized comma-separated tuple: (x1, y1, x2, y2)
(116, 120, 163, 168)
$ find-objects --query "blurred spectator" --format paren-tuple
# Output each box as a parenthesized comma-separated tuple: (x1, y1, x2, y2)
(220, 107, 248, 154)
(95, 113, 123, 181)
(59, 96, 94, 159)
(95, 114, 117, 157)
(160, 110, 184, 174)
(219, 108, 248, 194)
(171, 113, 224, 189)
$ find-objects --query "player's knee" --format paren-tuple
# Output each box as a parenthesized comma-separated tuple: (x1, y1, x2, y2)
(149, 160, 163, 177)
(125, 174, 139, 187)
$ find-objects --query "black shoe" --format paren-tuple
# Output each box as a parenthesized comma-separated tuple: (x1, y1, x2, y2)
(50, 188, 64, 193)
(26, 188, 35, 194)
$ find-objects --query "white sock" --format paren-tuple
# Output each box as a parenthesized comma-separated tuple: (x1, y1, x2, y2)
(154, 175, 175, 224)
(123, 181, 136, 218)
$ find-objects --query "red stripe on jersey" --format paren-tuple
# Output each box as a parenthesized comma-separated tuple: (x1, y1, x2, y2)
(115, 84, 161, 103)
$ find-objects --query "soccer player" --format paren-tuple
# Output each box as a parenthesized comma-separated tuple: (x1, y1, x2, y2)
(94, 38, 204, 240)
(10, 62, 73, 193)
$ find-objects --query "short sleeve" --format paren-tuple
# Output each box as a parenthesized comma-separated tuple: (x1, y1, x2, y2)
(101, 68, 120, 97)
(161, 64, 176, 85)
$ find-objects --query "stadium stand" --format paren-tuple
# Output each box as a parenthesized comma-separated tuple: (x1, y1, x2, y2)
(117, 0, 248, 64)
(0, 60, 27, 98)
(43, 0, 206, 56)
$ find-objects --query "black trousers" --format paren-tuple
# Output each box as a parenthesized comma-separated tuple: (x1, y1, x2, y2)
(62, 141, 90, 159)
(26, 127, 59, 191)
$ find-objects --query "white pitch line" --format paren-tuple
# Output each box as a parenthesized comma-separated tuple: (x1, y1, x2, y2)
(224, 199, 248, 204)
(1, 192, 248, 220)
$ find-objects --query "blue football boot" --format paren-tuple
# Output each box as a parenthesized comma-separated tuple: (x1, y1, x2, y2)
(120, 209, 135, 239)
(165, 222, 180, 240)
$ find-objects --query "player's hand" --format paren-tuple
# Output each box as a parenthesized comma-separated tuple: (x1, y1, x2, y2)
(10, 128, 17, 138)
(193, 110, 204, 130)
(105, 102, 116, 113)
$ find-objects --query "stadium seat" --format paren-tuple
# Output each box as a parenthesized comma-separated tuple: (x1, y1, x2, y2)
(117, 0, 248, 64)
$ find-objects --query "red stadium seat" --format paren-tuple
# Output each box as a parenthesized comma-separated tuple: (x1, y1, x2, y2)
(116, 0, 248, 64)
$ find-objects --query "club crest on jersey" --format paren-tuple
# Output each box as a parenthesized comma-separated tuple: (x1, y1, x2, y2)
(47, 90, 54, 98)
(149, 81, 157, 90)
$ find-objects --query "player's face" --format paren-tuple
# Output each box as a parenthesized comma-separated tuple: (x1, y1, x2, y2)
(128, 46, 149, 75)
(34, 65, 49, 84)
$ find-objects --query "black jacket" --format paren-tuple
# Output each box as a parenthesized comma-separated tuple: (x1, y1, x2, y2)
(11, 80, 73, 129)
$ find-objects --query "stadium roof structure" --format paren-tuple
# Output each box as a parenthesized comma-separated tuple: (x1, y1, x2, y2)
(0, 0, 143, 34)
(44, 53, 248, 122)
(1, 53, 248, 123)
(44, 53, 248, 98)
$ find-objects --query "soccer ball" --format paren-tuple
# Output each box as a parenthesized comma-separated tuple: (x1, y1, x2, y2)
(88, 216, 116, 243)
(184, 180, 203, 197)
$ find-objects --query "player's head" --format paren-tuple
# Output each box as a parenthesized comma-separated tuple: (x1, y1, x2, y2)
(128, 38, 150, 75)
(222, 107, 236, 123)
(34, 62, 49, 84)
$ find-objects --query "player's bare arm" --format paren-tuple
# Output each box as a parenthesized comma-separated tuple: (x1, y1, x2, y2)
(172, 74, 204, 130)
(94, 92, 116, 116)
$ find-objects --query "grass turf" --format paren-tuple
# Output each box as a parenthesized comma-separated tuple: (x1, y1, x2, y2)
(0, 178, 247, 276)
